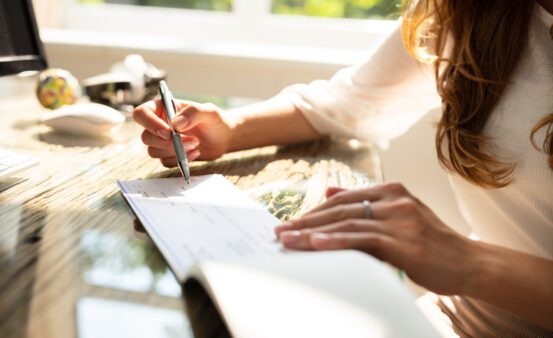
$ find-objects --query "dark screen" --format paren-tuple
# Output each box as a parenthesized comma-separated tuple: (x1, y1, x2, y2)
(0, 2, 15, 56)
(0, 0, 47, 76)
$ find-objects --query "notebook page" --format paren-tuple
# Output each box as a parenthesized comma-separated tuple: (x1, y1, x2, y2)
(117, 174, 283, 281)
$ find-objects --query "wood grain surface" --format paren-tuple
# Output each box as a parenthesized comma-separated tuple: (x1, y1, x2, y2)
(0, 84, 382, 338)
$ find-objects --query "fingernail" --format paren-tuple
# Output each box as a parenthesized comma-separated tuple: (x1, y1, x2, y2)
(188, 149, 201, 160)
(183, 140, 200, 151)
(280, 231, 301, 245)
(311, 233, 331, 247)
(173, 116, 189, 131)
(157, 129, 171, 140)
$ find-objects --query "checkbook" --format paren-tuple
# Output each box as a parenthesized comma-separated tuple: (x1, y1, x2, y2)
(117, 174, 439, 338)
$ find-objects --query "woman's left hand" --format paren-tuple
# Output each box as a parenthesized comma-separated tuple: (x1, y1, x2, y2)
(275, 182, 477, 296)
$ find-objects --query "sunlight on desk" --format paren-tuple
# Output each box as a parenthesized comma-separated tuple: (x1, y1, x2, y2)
(0, 77, 381, 338)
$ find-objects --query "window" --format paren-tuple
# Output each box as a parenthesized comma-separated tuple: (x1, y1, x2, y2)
(79, 0, 401, 18)
(52, 0, 401, 99)
(271, 0, 402, 19)
(63, 0, 400, 53)
(79, 0, 232, 11)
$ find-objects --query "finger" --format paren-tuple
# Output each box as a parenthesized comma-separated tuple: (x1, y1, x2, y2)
(172, 103, 221, 133)
(371, 197, 421, 220)
(141, 130, 198, 149)
(308, 182, 414, 215)
(133, 99, 172, 140)
(279, 219, 389, 250)
(189, 149, 201, 161)
(147, 140, 199, 158)
(325, 187, 345, 198)
(159, 149, 201, 168)
(310, 232, 397, 261)
(306, 188, 383, 215)
(160, 156, 177, 168)
(133, 218, 146, 234)
(275, 203, 366, 237)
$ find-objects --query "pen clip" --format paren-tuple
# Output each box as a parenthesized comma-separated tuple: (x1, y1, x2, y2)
(170, 98, 178, 118)
(170, 98, 180, 131)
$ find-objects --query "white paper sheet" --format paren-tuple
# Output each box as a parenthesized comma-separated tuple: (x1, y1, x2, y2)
(117, 174, 284, 281)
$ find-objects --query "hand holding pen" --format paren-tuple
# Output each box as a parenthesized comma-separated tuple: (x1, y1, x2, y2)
(133, 84, 235, 169)
(158, 81, 191, 183)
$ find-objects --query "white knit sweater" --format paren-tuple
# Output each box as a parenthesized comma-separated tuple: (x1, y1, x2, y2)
(283, 3, 553, 337)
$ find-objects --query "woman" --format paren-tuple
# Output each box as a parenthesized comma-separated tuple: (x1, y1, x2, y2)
(133, 0, 553, 336)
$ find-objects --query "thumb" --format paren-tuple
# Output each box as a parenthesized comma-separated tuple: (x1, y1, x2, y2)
(172, 102, 221, 133)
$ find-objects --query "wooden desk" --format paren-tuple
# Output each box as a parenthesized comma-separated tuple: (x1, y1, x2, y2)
(0, 81, 382, 338)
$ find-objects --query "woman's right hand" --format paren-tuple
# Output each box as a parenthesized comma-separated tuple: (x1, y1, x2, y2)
(133, 99, 233, 167)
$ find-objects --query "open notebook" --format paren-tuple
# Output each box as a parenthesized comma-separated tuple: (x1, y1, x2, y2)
(117, 174, 439, 338)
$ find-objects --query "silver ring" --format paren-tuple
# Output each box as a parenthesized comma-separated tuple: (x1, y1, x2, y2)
(362, 200, 373, 219)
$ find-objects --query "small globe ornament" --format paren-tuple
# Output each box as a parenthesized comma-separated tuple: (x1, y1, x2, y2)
(36, 68, 81, 110)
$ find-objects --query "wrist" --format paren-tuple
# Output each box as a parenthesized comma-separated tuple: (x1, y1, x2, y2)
(460, 239, 504, 298)
(223, 110, 246, 153)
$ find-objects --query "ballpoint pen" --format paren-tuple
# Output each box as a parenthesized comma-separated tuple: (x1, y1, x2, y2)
(158, 80, 191, 184)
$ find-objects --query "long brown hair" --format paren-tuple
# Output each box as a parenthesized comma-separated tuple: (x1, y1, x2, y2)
(402, 0, 553, 188)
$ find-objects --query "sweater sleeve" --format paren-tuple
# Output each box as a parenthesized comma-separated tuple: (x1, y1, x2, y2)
(280, 24, 441, 149)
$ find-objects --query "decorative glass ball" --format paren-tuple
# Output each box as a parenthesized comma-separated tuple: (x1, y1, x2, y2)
(36, 68, 81, 110)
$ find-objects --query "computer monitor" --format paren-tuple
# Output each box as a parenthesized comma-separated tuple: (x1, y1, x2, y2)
(0, 0, 47, 76)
